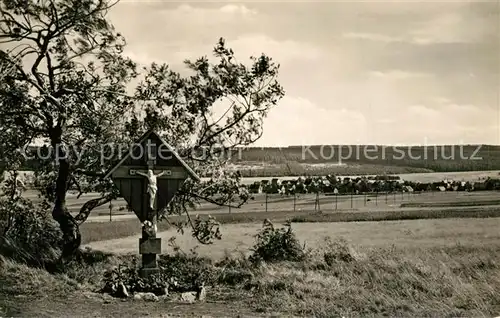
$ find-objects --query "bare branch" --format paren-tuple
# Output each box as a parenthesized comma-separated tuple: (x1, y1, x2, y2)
(179, 190, 245, 209)
(74, 193, 115, 225)
(45, 51, 55, 91)
(73, 168, 104, 178)
(68, 174, 83, 198)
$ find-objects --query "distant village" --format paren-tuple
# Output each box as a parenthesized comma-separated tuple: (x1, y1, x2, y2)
(245, 175, 500, 195)
(3, 170, 500, 197)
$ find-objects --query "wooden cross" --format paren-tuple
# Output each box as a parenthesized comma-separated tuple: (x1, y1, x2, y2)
(136, 143, 165, 277)
(147, 142, 156, 166)
(104, 131, 201, 278)
(129, 169, 172, 176)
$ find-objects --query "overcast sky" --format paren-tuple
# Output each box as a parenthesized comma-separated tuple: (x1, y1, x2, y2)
(109, 0, 499, 146)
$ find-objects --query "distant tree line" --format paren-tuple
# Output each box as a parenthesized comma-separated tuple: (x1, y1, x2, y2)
(8, 145, 500, 174)
(231, 145, 500, 172)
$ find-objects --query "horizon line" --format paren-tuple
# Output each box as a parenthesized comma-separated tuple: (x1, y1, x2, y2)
(22, 143, 499, 148)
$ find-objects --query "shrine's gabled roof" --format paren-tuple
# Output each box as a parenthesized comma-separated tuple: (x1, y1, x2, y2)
(103, 129, 200, 181)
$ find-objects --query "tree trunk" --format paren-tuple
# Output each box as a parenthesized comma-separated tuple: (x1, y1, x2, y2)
(50, 129, 81, 262)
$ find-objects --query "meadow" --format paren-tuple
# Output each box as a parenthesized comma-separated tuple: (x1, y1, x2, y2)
(3, 155, 500, 316)
(86, 217, 500, 259)
(3, 217, 500, 317)
(76, 190, 499, 316)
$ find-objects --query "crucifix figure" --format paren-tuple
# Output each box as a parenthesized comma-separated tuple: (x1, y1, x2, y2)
(128, 141, 172, 211)
(134, 169, 169, 210)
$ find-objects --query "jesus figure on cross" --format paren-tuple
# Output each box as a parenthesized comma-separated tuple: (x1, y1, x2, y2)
(135, 169, 168, 210)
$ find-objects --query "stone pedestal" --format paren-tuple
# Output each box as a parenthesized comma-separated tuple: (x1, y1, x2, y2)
(139, 266, 160, 277)
(139, 238, 162, 278)
(138, 221, 162, 278)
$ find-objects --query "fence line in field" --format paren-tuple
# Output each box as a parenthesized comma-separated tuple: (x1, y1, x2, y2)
(218, 189, 500, 214)
(249, 191, 414, 213)
(86, 189, 500, 221)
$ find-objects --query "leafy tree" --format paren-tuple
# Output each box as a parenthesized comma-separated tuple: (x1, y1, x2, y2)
(0, 169, 62, 266)
(0, 0, 284, 262)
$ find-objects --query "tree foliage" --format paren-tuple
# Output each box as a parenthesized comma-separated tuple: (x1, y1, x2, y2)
(249, 219, 305, 264)
(0, 170, 62, 266)
(0, 0, 284, 260)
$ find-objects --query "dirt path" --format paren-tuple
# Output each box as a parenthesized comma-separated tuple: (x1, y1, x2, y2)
(2, 290, 270, 318)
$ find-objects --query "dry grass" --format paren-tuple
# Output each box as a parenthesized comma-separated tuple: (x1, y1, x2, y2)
(4, 218, 500, 317)
(289, 207, 500, 223)
(85, 218, 500, 258)
(250, 244, 500, 317)
(242, 219, 500, 317)
(401, 199, 500, 208)
(77, 190, 500, 223)
(6, 187, 500, 316)
(80, 203, 500, 245)
(80, 218, 145, 243)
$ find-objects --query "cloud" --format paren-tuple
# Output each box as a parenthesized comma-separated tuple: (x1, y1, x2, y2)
(123, 51, 156, 67)
(407, 105, 440, 118)
(256, 97, 497, 146)
(253, 96, 368, 146)
(166, 3, 258, 24)
(106, 1, 498, 145)
(169, 34, 323, 64)
(375, 102, 498, 144)
(228, 34, 323, 62)
(126, 34, 324, 70)
(218, 4, 257, 15)
(111, 2, 324, 70)
(369, 70, 433, 79)
(431, 97, 453, 105)
(342, 32, 402, 43)
(206, 96, 368, 146)
(341, 4, 497, 46)
(109, 3, 259, 47)
(409, 12, 478, 45)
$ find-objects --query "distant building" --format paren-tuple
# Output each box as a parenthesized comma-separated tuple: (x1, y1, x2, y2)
(404, 186, 414, 192)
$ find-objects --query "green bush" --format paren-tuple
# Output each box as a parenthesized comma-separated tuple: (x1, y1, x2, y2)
(101, 259, 170, 297)
(323, 237, 356, 266)
(158, 252, 216, 292)
(0, 173, 62, 267)
(101, 250, 218, 297)
(249, 219, 305, 264)
(215, 253, 254, 286)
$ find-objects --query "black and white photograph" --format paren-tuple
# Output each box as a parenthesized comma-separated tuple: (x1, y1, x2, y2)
(0, 0, 499, 316)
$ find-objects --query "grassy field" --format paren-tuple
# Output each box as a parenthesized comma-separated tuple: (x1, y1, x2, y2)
(86, 188, 500, 217)
(3, 170, 500, 316)
(78, 190, 500, 243)
(85, 218, 500, 258)
(3, 189, 500, 316)
(80, 206, 500, 244)
(3, 217, 500, 317)
(83, 217, 500, 316)
(79, 191, 500, 315)
(401, 199, 500, 208)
